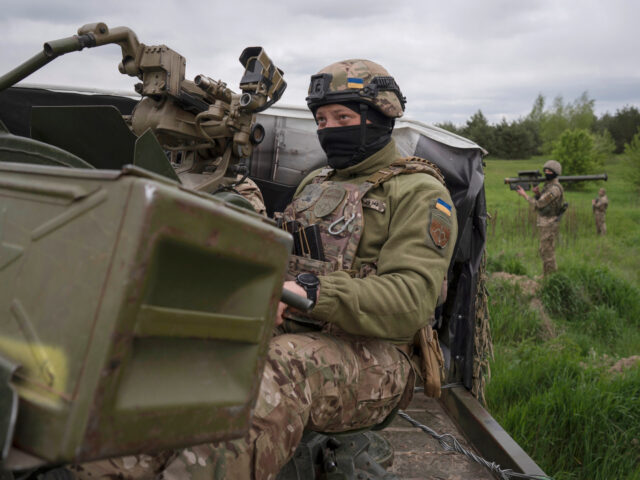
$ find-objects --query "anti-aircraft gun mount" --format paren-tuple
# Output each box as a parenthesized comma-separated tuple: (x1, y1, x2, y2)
(0, 22, 299, 474)
(0, 22, 286, 193)
(504, 170, 608, 190)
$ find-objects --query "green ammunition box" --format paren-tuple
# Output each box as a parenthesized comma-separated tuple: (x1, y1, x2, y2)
(0, 162, 291, 463)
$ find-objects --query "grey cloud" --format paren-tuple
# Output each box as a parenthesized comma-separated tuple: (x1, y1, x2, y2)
(275, 0, 396, 19)
(1, 0, 639, 128)
(2, 1, 97, 22)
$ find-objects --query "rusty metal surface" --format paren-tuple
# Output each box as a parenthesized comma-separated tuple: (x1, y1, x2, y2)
(0, 163, 292, 463)
(379, 395, 497, 479)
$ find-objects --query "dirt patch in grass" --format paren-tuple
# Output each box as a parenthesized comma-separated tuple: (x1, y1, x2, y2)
(490, 272, 539, 297)
(608, 356, 640, 374)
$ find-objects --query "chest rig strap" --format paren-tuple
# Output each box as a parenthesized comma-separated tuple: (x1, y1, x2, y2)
(365, 156, 445, 188)
(311, 167, 336, 184)
(310, 156, 444, 188)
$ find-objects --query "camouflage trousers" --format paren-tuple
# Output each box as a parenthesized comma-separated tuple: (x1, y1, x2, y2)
(70, 329, 411, 480)
(539, 223, 559, 275)
(594, 212, 607, 235)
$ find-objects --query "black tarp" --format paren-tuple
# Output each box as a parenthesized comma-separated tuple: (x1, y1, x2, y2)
(413, 134, 487, 389)
(0, 86, 137, 138)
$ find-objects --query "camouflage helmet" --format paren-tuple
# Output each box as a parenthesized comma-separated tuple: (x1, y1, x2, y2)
(543, 159, 562, 176)
(306, 59, 406, 118)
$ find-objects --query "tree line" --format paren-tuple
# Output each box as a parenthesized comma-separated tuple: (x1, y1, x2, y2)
(436, 93, 640, 179)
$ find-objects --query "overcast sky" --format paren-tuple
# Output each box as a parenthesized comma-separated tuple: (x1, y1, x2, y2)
(1, 0, 638, 126)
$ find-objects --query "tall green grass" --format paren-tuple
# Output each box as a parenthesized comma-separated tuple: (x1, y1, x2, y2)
(487, 280, 543, 343)
(487, 252, 529, 276)
(541, 265, 640, 323)
(484, 154, 640, 479)
(487, 341, 640, 480)
(539, 265, 640, 358)
(486, 269, 640, 479)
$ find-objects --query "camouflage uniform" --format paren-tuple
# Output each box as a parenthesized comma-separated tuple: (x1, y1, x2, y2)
(527, 177, 564, 275)
(593, 188, 608, 235)
(161, 329, 411, 480)
(234, 175, 267, 216)
(68, 60, 457, 480)
(67, 452, 175, 479)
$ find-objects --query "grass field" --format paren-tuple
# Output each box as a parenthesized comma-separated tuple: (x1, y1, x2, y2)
(482, 155, 640, 479)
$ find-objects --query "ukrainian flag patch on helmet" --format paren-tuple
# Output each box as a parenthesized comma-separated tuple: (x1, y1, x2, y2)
(347, 77, 364, 89)
(435, 198, 452, 216)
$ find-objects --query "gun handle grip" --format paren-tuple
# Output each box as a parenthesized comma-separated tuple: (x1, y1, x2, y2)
(281, 289, 314, 312)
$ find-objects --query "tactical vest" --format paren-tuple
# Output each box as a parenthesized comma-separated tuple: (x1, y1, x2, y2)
(538, 182, 565, 217)
(594, 195, 608, 212)
(280, 157, 445, 279)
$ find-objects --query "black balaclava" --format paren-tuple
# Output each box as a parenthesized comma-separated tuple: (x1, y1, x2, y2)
(315, 101, 394, 169)
(545, 171, 558, 181)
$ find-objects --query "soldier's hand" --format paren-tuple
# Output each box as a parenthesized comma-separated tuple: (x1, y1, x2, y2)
(533, 186, 540, 195)
(276, 281, 309, 326)
(515, 186, 527, 198)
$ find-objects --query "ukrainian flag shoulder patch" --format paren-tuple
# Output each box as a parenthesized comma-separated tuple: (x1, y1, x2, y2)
(347, 77, 364, 89)
(435, 198, 452, 216)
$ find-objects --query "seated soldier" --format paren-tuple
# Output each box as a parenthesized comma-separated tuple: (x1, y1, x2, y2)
(70, 58, 457, 480)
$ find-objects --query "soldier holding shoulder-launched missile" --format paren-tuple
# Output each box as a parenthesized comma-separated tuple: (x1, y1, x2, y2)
(515, 160, 566, 276)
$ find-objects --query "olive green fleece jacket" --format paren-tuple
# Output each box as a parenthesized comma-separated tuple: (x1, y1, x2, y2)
(295, 140, 458, 343)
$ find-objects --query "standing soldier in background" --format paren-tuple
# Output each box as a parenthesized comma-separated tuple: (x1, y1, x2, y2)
(515, 160, 566, 276)
(592, 187, 609, 235)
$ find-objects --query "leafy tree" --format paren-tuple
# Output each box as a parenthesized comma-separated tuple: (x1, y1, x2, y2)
(567, 91, 596, 131)
(624, 127, 640, 189)
(440, 92, 634, 161)
(540, 95, 569, 154)
(519, 118, 542, 157)
(523, 95, 545, 156)
(462, 110, 496, 154)
(551, 129, 597, 176)
(592, 129, 616, 167)
(492, 118, 537, 159)
(528, 93, 545, 124)
(600, 106, 640, 153)
(539, 92, 596, 154)
(594, 111, 613, 134)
